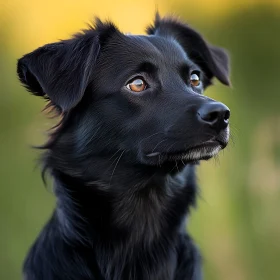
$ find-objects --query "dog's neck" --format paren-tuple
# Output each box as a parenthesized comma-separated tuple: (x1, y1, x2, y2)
(51, 160, 197, 247)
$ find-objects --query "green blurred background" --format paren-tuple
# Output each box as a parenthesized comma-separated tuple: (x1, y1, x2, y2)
(1, 0, 280, 279)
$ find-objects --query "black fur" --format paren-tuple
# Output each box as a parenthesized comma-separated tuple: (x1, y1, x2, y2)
(18, 14, 230, 280)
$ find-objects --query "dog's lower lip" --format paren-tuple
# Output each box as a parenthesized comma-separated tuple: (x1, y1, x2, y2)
(145, 140, 225, 158)
(216, 139, 227, 149)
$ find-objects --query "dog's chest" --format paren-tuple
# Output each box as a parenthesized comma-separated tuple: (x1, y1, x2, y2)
(94, 241, 178, 280)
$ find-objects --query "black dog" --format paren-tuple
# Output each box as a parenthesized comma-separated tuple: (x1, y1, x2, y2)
(17, 14, 230, 280)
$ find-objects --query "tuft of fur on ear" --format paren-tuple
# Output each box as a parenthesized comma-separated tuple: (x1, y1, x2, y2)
(92, 17, 120, 45)
(147, 13, 230, 86)
(17, 19, 120, 112)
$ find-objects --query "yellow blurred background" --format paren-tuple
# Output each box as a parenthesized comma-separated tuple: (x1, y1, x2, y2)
(1, 0, 280, 279)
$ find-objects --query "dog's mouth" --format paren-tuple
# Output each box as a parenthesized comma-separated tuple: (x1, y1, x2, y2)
(145, 139, 227, 163)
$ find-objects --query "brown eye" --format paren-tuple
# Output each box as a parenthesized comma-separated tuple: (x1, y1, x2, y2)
(190, 73, 200, 87)
(126, 78, 147, 92)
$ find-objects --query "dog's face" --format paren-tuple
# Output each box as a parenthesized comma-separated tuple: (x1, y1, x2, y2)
(17, 16, 230, 171)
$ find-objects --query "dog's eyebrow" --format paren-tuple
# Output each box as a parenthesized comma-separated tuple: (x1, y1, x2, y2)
(179, 62, 201, 74)
(136, 62, 158, 74)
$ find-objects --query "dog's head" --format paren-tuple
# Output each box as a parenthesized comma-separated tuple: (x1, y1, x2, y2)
(17, 15, 230, 173)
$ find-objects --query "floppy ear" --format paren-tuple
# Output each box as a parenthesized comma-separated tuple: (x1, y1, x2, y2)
(17, 32, 100, 112)
(147, 14, 230, 86)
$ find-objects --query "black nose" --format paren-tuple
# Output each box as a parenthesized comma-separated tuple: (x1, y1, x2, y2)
(197, 102, 230, 131)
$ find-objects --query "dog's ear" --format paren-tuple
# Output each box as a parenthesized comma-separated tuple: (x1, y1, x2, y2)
(147, 14, 230, 86)
(17, 32, 100, 112)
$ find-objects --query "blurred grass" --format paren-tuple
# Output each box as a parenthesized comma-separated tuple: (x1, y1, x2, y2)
(1, 1, 280, 279)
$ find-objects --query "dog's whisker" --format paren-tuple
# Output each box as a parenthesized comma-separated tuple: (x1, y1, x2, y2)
(170, 163, 178, 173)
(151, 139, 168, 153)
(166, 141, 180, 153)
(139, 132, 163, 144)
(175, 161, 180, 173)
(106, 149, 124, 171)
(109, 150, 125, 187)
(108, 148, 122, 162)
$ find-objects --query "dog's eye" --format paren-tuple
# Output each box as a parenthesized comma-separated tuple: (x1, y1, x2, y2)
(190, 73, 200, 87)
(126, 78, 147, 92)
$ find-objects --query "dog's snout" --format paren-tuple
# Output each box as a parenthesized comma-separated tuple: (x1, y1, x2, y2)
(197, 102, 230, 131)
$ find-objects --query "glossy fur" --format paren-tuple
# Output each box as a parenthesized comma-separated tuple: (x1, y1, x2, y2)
(17, 14, 230, 280)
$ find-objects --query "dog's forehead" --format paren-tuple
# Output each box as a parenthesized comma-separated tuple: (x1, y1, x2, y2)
(103, 33, 189, 65)
(143, 35, 188, 62)
(135, 35, 188, 64)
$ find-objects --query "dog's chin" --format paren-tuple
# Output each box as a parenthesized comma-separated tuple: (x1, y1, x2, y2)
(144, 140, 227, 165)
